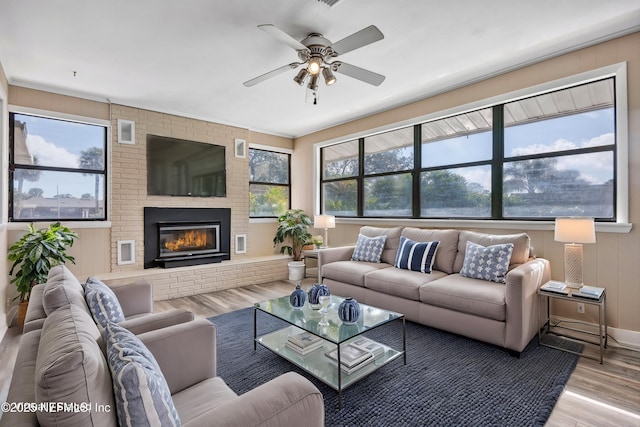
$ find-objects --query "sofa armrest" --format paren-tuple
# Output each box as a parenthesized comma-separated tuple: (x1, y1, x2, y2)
(318, 245, 355, 267)
(109, 280, 154, 317)
(118, 309, 194, 335)
(138, 319, 217, 394)
(504, 258, 551, 352)
(185, 372, 324, 427)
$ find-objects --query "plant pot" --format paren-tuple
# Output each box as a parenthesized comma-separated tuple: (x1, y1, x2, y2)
(288, 261, 306, 281)
(16, 300, 29, 328)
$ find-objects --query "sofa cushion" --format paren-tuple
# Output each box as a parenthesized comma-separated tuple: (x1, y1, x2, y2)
(105, 322, 181, 427)
(453, 231, 530, 273)
(35, 304, 116, 427)
(359, 226, 403, 265)
(172, 377, 237, 425)
(351, 234, 387, 263)
(401, 228, 459, 274)
(394, 236, 440, 273)
(43, 265, 89, 315)
(460, 241, 514, 284)
(365, 267, 447, 301)
(419, 274, 506, 321)
(85, 277, 126, 327)
(322, 260, 392, 288)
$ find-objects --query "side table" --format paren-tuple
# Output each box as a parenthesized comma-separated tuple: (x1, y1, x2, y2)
(537, 285, 607, 364)
(302, 249, 321, 282)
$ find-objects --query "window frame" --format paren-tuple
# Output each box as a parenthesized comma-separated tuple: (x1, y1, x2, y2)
(8, 108, 109, 223)
(248, 144, 292, 219)
(316, 63, 630, 232)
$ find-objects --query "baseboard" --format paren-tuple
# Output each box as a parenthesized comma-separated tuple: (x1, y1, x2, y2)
(550, 315, 640, 351)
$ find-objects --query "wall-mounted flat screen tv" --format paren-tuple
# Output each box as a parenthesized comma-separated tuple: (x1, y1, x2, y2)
(147, 135, 226, 197)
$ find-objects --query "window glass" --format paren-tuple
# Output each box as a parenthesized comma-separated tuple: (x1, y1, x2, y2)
(364, 173, 412, 217)
(323, 140, 359, 179)
(249, 184, 289, 217)
(249, 149, 289, 184)
(421, 109, 493, 167)
(420, 166, 491, 217)
(12, 170, 105, 220)
(504, 109, 614, 158)
(503, 152, 614, 218)
(364, 127, 413, 174)
(323, 180, 357, 216)
(10, 113, 107, 221)
(12, 114, 105, 169)
(249, 148, 290, 217)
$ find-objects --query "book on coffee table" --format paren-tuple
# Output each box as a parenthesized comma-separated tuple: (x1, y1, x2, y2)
(349, 336, 384, 358)
(325, 343, 374, 372)
(288, 331, 322, 348)
(285, 340, 323, 355)
(327, 344, 371, 367)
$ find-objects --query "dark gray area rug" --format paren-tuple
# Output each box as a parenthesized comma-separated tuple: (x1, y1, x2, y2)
(209, 307, 580, 426)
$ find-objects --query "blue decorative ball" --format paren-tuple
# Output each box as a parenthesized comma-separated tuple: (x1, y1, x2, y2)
(338, 297, 360, 324)
(290, 284, 306, 309)
(308, 283, 331, 307)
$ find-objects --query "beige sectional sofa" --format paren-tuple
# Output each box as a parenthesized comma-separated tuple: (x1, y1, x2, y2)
(319, 226, 550, 354)
(3, 267, 324, 426)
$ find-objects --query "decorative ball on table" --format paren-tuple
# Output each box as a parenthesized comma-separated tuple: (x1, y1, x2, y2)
(289, 283, 306, 309)
(308, 283, 330, 310)
(338, 297, 360, 324)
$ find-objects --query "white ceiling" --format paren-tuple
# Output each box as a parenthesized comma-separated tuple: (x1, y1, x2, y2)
(1, 0, 639, 138)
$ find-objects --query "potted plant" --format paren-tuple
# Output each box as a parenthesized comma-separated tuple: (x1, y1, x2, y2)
(8, 222, 78, 327)
(273, 209, 312, 281)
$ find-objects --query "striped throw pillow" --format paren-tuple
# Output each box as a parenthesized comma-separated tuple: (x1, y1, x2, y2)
(105, 322, 181, 427)
(394, 236, 440, 273)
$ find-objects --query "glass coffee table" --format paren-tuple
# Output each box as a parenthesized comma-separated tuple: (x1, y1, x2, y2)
(254, 294, 406, 408)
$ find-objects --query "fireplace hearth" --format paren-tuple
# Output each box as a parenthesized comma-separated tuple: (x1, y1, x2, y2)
(144, 208, 231, 268)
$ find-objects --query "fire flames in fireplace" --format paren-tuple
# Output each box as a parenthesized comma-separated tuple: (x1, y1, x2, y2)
(164, 230, 208, 252)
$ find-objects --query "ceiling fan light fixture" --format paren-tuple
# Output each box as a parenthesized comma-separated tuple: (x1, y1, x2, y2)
(307, 74, 319, 91)
(293, 68, 309, 86)
(307, 57, 322, 75)
(322, 67, 337, 86)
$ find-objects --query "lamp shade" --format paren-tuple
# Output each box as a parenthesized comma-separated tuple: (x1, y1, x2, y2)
(554, 217, 596, 244)
(314, 214, 335, 229)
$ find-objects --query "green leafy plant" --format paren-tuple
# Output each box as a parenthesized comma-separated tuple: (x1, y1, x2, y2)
(8, 222, 78, 302)
(273, 209, 312, 262)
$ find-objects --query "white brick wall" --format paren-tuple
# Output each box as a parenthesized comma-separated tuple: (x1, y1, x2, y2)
(108, 104, 287, 298)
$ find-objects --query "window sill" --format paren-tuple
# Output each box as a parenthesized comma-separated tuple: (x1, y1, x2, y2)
(4, 221, 112, 231)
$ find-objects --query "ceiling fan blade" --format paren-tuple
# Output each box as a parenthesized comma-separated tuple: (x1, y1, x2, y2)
(243, 63, 298, 87)
(329, 25, 384, 56)
(333, 62, 385, 86)
(258, 24, 309, 51)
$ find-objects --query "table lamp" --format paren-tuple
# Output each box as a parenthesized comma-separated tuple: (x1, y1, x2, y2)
(554, 217, 596, 288)
(314, 214, 335, 248)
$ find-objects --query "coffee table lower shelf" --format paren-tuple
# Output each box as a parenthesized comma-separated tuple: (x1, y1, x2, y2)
(255, 325, 404, 405)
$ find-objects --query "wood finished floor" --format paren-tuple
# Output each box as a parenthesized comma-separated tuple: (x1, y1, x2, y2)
(1, 278, 639, 426)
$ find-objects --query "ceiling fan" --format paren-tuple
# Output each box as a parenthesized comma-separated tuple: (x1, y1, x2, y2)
(243, 24, 385, 96)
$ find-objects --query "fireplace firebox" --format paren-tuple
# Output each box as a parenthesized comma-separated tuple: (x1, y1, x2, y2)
(158, 222, 220, 258)
(144, 207, 231, 268)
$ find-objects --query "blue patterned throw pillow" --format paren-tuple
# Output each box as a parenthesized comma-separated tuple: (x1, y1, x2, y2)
(351, 234, 387, 263)
(460, 241, 514, 283)
(105, 322, 181, 427)
(394, 236, 440, 273)
(85, 277, 125, 327)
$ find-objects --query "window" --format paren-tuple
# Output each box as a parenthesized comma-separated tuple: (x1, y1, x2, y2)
(502, 80, 615, 218)
(9, 112, 107, 221)
(249, 148, 290, 217)
(320, 76, 617, 222)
